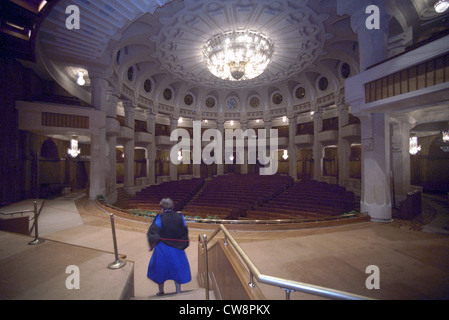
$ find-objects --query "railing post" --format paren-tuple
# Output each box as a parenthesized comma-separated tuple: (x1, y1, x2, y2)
(249, 272, 255, 288)
(107, 213, 126, 269)
(28, 201, 45, 246)
(202, 234, 210, 300)
(283, 288, 293, 300)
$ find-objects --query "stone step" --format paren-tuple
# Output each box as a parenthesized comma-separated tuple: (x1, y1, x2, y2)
(132, 289, 215, 300)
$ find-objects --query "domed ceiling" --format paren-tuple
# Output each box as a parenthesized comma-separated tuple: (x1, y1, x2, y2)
(33, 0, 448, 121)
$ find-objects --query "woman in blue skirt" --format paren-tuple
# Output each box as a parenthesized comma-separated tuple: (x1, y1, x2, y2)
(147, 198, 191, 296)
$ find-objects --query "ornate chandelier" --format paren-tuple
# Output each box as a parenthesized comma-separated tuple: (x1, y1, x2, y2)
(68, 137, 81, 158)
(203, 30, 274, 81)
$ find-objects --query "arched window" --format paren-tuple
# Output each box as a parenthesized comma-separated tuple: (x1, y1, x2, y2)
(40, 139, 59, 159)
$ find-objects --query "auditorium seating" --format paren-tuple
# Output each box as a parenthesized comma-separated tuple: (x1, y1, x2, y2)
(125, 178, 205, 212)
(182, 173, 294, 219)
(246, 179, 355, 220)
(118, 175, 356, 221)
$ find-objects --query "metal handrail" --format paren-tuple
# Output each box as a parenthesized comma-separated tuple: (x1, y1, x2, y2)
(200, 224, 374, 300)
(0, 200, 46, 245)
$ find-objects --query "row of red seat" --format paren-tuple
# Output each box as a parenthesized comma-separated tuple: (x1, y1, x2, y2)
(246, 179, 355, 219)
(122, 175, 355, 221)
(126, 178, 205, 212)
(182, 173, 294, 219)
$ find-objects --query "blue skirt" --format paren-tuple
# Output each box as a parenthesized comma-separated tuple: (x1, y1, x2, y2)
(147, 241, 191, 284)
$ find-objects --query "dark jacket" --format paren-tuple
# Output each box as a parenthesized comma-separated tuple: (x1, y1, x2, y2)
(147, 211, 189, 250)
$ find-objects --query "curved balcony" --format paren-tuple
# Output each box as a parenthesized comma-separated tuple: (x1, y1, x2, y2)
(119, 126, 134, 141)
(155, 135, 174, 146)
(317, 130, 338, 145)
(106, 117, 120, 136)
(340, 123, 361, 144)
(294, 134, 314, 147)
(135, 132, 153, 146)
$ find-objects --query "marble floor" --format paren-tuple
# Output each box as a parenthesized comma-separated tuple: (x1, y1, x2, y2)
(1, 191, 449, 300)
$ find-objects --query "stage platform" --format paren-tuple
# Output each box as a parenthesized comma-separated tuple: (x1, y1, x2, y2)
(0, 231, 134, 300)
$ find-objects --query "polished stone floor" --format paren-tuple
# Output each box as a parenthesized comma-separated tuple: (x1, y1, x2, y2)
(1, 191, 448, 300)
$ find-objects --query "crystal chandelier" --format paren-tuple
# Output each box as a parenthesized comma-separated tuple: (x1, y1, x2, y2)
(203, 30, 274, 81)
(68, 137, 81, 158)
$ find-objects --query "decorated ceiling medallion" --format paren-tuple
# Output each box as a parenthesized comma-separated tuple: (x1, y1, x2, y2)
(205, 97, 216, 108)
(318, 77, 329, 91)
(295, 87, 306, 99)
(163, 88, 172, 100)
(184, 94, 194, 105)
(154, 0, 328, 89)
(144, 79, 152, 93)
(272, 93, 283, 105)
(250, 97, 260, 108)
(341, 63, 351, 79)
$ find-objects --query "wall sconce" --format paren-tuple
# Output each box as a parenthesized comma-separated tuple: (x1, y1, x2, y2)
(441, 131, 449, 153)
(435, 0, 449, 13)
(282, 150, 289, 160)
(68, 138, 81, 158)
(409, 137, 421, 155)
(77, 71, 86, 86)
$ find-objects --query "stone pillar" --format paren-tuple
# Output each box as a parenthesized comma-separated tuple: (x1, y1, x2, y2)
(391, 118, 412, 208)
(105, 87, 119, 204)
(217, 121, 225, 176)
(338, 105, 351, 187)
(359, 113, 392, 221)
(313, 111, 323, 181)
(123, 100, 135, 195)
(240, 122, 248, 174)
(146, 111, 156, 185)
(88, 75, 107, 200)
(288, 116, 298, 180)
(337, 0, 389, 71)
(169, 116, 178, 181)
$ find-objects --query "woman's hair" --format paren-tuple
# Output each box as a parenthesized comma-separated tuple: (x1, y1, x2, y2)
(159, 198, 174, 210)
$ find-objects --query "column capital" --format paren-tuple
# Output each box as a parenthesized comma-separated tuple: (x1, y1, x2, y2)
(88, 65, 112, 82)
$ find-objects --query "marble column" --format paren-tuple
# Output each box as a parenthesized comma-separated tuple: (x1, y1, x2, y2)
(337, 0, 389, 71)
(391, 118, 412, 208)
(88, 75, 107, 200)
(240, 121, 248, 174)
(359, 113, 392, 221)
(288, 116, 298, 180)
(146, 111, 156, 185)
(105, 87, 119, 204)
(169, 116, 178, 181)
(338, 105, 351, 187)
(313, 111, 323, 181)
(217, 121, 225, 176)
(123, 100, 135, 195)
